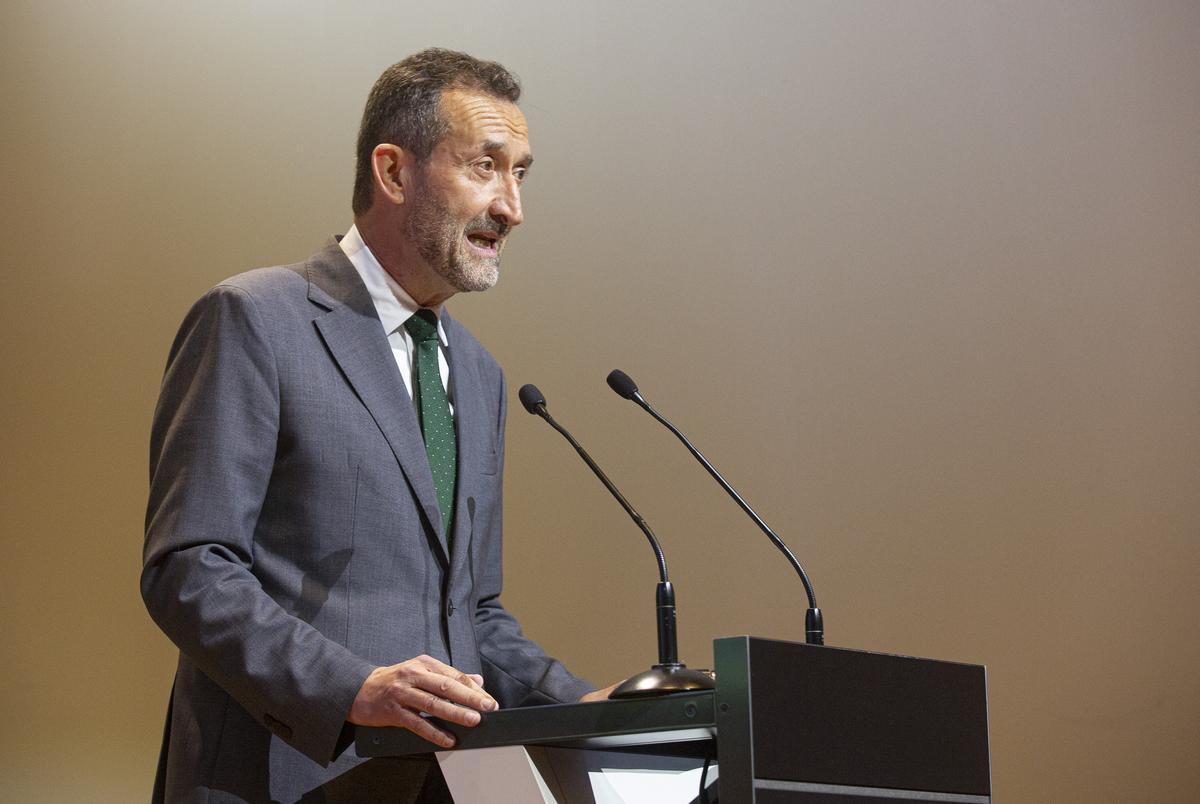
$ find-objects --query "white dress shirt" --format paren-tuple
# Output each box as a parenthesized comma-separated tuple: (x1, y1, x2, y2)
(339, 224, 453, 412)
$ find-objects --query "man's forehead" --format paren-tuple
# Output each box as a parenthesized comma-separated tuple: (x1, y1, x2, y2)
(440, 89, 529, 146)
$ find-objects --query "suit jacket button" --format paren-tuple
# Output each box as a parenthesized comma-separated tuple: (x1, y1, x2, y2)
(446, 601, 456, 618)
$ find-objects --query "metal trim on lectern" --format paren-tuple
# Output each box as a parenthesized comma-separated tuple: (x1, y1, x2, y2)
(357, 689, 716, 755)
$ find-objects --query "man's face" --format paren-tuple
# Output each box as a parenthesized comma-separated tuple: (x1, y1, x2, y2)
(403, 89, 531, 293)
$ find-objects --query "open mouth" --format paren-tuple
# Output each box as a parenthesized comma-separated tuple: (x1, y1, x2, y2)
(465, 231, 501, 255)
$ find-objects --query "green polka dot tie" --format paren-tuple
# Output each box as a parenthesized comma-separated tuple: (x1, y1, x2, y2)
(404, 309, 456, 543)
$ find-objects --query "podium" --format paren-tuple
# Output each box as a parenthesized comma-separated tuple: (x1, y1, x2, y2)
(356, 637, 990, 803)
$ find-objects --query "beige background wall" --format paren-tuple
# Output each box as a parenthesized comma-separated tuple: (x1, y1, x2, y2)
(3, 1, 1198, 800)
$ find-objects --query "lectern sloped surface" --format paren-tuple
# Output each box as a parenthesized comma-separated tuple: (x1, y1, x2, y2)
(356, 636, 990, 803)
(357, 688, 715, 755)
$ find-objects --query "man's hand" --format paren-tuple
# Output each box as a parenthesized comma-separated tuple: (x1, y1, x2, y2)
(348, 655, 499, 748)
(579, 680, 623, 702)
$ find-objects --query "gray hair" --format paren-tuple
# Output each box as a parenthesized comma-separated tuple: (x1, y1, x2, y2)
(352, 48, 522, 215)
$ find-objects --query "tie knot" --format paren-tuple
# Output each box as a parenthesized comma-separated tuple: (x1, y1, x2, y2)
(404, 309, 439, 343)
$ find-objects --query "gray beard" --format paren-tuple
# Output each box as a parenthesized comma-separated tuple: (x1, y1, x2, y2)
(404, 185, 501, 294)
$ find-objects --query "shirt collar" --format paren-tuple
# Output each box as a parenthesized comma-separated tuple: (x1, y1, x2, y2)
(340, 223, 449, 346)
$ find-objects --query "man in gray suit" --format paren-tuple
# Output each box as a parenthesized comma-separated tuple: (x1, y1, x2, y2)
(143, 49, 612, 802)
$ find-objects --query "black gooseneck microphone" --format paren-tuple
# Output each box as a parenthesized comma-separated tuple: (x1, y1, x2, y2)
(605, 369, 825, 645)
(518, 383, 715, 697)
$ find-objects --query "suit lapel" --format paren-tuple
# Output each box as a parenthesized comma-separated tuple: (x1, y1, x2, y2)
(444, 312, 491, 577)
(305, 242, 447, 560)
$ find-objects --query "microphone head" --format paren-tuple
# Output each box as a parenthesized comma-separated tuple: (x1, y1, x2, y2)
(606, 369, 639, 400)
(518, 383, 547, 414)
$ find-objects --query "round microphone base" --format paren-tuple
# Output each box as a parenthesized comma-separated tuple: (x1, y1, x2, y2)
(608, 664, 716, 699)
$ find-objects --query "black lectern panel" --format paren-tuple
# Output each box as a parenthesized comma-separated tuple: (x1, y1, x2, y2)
(357, 637, 990, 803)
(714, 637, 990, 802)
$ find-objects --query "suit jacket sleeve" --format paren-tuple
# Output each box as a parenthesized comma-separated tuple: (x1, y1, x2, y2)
(141, 283, 374, 765)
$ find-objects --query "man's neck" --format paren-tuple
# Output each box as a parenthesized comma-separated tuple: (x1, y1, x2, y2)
(355, 214, 457, 308)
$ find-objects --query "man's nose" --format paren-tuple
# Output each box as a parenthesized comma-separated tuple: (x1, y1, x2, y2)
(490, 177, 523, 228)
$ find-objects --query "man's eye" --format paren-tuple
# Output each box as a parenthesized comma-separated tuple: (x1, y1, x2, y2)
(513, 167, 528, 181)
(477, 159, 495, 173)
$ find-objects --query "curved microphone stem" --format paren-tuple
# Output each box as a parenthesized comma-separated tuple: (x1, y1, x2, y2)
(534, 406, 669, 586)
(519, 384, 715, 696)
(610, 372, 824, 645)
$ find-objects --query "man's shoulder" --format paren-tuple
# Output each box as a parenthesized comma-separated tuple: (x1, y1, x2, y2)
(214, 262, 304, 291)
(211, 261, 307, 300)
(199, 240, 347, 308)
(179, 265, 308, 337)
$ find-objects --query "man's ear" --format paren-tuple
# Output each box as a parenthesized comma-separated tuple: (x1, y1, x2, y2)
(371, 144, 411, 206)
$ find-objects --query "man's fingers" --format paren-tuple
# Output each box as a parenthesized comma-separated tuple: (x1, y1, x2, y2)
(409, 670, 496, 717)
(417, 657, 486, 693)
(347, 658, 499, 733)
(411, 659, 498, 711)
(458, 672, 498, 709)
(393, 706, 457, 748)
(415, 654, 461, 677)
(419, 687, 485, 727)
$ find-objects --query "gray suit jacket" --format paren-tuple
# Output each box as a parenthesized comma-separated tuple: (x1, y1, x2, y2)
(142, 241, 593, 802)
